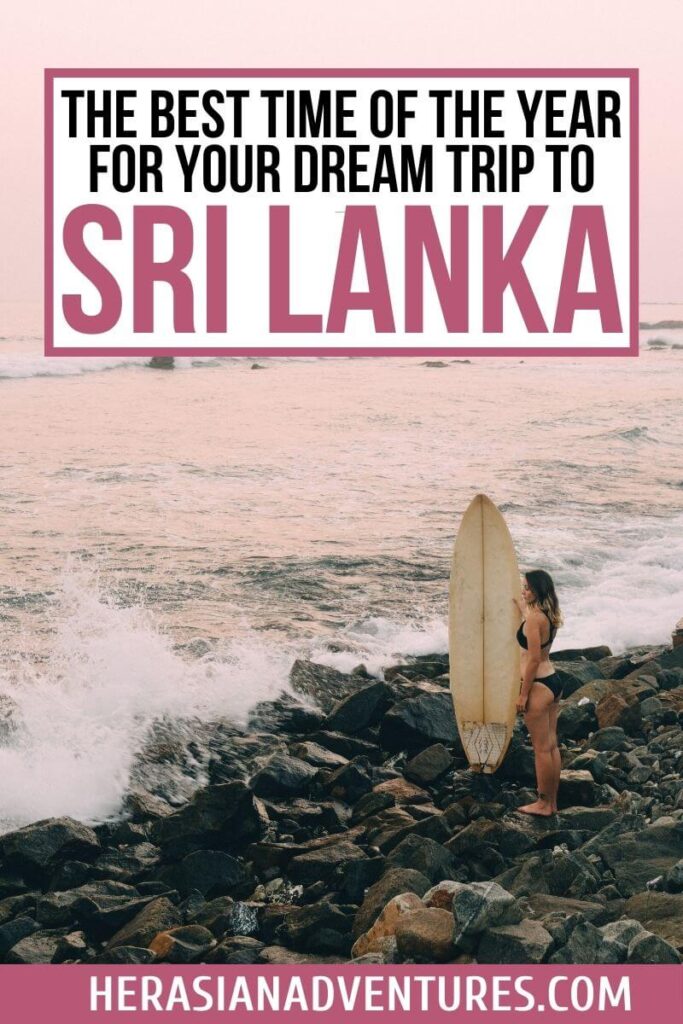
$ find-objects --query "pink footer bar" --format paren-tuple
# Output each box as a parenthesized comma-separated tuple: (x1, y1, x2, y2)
(1, 965, 681, 1022)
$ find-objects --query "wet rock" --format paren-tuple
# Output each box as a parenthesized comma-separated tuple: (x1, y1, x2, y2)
(627, 931, 681, 963)
(0, 818, 100, 878)
(586, 727, 629, 752)
(251, 754, 318, 798)
(149, 925, 215, 963)
(288, 841, 368, 884)
(205, 935, 264, 964)
(123, 790, 174, 821)
(395, 907, 456, 962)
(249, 695, 325, 734)
(106, 896, 181, 950)
(351, 892, 423, 958)
(551, 661, 604, 697)
(152, 782, 268, 859)
(353, 868, 431, 938)
(288, 742, 348, 770)
(384, 655, 449, 682)
(310, 731, 382, 762)
(478, 920, 554, 964)
(379, 692, 461, 753)
(404, 744, 454, 784)
(324, 682, 394, 734)
(289, 660, 367, 714)
(91, 843, 160, 883)
(553, 646, 612, 663)
(387, 835, 458, 883)
(36, 880, 155, 934)
(452, 881, 519, 940)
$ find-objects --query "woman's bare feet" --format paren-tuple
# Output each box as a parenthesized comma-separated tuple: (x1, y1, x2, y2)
(518, 797, 555, 817)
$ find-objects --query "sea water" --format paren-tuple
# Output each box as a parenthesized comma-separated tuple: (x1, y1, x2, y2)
(0, 300, 681, 829)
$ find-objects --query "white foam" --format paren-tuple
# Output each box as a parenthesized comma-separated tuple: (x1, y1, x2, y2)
(310, 615, 448, 678)
(0, 572, 291, 832)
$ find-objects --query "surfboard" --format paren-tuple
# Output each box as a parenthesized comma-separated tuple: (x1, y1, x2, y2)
(449, 494, 522, 772)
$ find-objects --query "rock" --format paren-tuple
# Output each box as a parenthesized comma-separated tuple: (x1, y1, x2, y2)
(251, 754, 318, 798)
(587, 727, 628, 752)
(378, 692, 462, 753)
(123, 790, 174, 821)
(53, 930, 89, 963)
(353, 868, 431, 938)
(384, 655, 449, 682)
(283, 901, 353, 955)
(91, 843, 160, 883)
(591, 820, 683, 896)
(560, 920, 626, 963)
(322, 760, 374, 802)
(0, 818, 100, 878)
(558, 806, 618, 831)
(258, 945, 343, 965)
(622, 892, 683, 950)
(627, 931, 681, 963)
(288, 841, 368, 884)
(106, 897, 181, 950)
(373, 778, 431, 805)
(88, 945, 156, 964)
(477, 920, 554, 964)
(395, 907, 456, 962)
(423, 880, 464, 910)
(149, 925, 215, 963)
(557, 702, 598, 741)
(452, 882, 518, 940)
(558, 770, 602, 807)
(152, 782, 268, 858)
(36, 880, 155, 934)
(351, 893, 423, 958)
(161, 850, 249, 897)
(551, 661, 604, 697)
(310, 732, 382, 762)
(663, 859, 683, 894)
(288, 742, 348, 770)
(0, 915, 40, 956)
(205, 936, 265, 964)
(596, 693, 642, 732)
(289, 660, 367, 714)
(525, 893, 608, 923)
(404, 744, 454, 784)
(552, 647, 612, 663)
(0, 893, 36, 926)
(6, 931, 64, 964)
(600, 919, 646, 945)
(324, 682, 394, 734)
(446, 818, 535, 860)
(386, 835, 458, 883)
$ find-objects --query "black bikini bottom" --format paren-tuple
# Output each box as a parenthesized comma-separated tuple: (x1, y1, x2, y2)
(534, 673, 563, 701)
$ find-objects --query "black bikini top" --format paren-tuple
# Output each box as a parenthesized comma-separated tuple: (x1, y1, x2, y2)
(516, 609, 557, 651)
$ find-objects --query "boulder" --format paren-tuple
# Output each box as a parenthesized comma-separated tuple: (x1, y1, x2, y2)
(551, 661, 604, 697)
(152, 782, 268, 859)
(560, 920, 626, 963)
(477, 920, 554, 964)
(0, 916, 40, 957)
(404, 744, 454, 784)
(423, 880, 464, 911)
(250, 754, 318, 798)
(552, 647, 612, 663)
(324, 682, 394, 734)
(373, 778, 431, 805)
(384, 655, 449, 681)
(88, 945, 156, 964)
(322, 760, 374, 802)
(161, 850, 249, 897)
(289, 660, 367, 714)
(596, 693, 642, 733)
(288, 841, 368, 884)
(395, 907, 457, 962)
(590, 820, 683, 896)
(386, 835, 458, 883)
(283, 901, 353, 955)
(622, 892, 683, 950)
(288, 742, 348, 770)
(557, 702, 598, 741)
(451, 881, 518, 940)
(627, 931, 681, 964)
(0, 818, 100, 877)
(106, 897, 181, 950)
(351, 893, 423, 958)
(353, 868, 431, 938)
(149, 925, 215, 963)
(205, 936, 265, 964)
(6, 931, 64, 964)
(378, 692, 462, 753)
(558, 770, 602, 807)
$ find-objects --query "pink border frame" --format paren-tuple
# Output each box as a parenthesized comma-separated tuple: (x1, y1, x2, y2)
(44, 68, 639, 358)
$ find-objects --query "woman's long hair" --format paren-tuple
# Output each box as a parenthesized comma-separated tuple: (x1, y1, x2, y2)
(525, 570, 563, 629)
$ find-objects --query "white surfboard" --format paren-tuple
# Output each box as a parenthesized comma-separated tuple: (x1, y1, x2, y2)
(449, 494, 522, 772)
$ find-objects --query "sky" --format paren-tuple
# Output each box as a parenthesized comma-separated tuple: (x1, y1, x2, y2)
(1, 0, 681, 303)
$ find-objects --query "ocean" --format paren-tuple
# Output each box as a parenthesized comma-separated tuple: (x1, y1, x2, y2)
(0, 300, 681, 830)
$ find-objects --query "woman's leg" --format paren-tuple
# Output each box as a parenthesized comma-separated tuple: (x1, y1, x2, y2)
(548, 700, 561, 811)
(519, 682, 556, 816)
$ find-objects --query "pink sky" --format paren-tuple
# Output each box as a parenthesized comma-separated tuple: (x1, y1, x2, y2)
(1, 0, 681, 303)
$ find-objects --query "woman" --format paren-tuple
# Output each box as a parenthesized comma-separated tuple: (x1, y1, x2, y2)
(514, 569, 563, 817)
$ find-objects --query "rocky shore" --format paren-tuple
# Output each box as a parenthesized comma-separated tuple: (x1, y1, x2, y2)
(1, 640, 682, 966)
